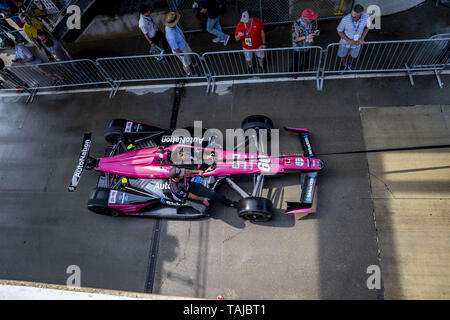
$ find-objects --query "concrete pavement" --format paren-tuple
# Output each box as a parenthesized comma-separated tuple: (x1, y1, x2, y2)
(360, 105, 450, 299)
(0, 74, 448, 298)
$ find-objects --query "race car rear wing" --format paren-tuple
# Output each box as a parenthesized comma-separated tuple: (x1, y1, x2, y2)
(284, 127, 318, 214)
(68, 133, 93, 192)
(284, 127, 315, 157)
(286, 172, 318, 214)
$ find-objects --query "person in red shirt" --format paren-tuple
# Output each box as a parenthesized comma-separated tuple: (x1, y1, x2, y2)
(234, 10, 266, 73)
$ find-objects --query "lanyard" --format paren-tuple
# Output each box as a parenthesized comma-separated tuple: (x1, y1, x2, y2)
(299, 18, 312, 35)
(244, 18, 253, 37)
(143, 15, 154, 25)
(352, 18, 362, 33)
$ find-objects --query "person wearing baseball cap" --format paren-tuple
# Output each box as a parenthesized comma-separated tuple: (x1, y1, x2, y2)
(169, 166, 237, 208)
(291, 8, 320, 78)
(235, 9, 266, 73)
(164, 12, 195, 76)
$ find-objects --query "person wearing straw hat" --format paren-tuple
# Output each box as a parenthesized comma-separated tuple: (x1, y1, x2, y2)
(164, 11, 195, 76)
(291, 8, 320, 78)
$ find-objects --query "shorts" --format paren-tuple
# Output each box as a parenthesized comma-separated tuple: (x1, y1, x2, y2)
(243, 46, 265, 62)
(173, 44, 192, 67)
(338, 44, 361, 58)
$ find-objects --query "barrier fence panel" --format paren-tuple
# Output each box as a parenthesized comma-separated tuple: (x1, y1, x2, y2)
(323, 39, 450, 73)
(320, 38, 450, 89)
(5, 59, 109, 90)
(96, 53, 209, 84)
(203, 46, 323, 90)
(0, 70, 22, 91)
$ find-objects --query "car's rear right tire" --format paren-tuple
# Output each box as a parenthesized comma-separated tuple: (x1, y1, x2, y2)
(104, 119, 128, 145)
(241, 115, 274, 132)
(237, 197, 273, 222)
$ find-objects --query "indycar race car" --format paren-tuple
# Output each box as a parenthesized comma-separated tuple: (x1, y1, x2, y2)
(68, 115, 324, 222)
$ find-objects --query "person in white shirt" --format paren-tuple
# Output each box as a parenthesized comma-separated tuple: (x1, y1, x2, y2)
(139, 4, 169, 53)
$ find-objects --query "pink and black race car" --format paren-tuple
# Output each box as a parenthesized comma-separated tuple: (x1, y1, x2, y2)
(68, 116, 324, 222)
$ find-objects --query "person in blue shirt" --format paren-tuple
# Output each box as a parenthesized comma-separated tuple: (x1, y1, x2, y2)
(4, 38, 41, 65)
(336, 4, 370, 71)
(164, 11, 195, 76)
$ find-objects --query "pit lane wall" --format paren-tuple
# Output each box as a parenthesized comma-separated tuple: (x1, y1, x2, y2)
(0, 280, 196, 300)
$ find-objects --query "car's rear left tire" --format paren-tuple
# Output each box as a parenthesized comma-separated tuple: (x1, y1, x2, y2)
(237, 197, 273, 222)
(88, 188, 121, 217)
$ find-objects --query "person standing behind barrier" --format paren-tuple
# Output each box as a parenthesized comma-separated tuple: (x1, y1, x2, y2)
(0, 0, 26, 45)
(164, 11, 195, 77)
(235, 10, 266, 73)
(200, 0, 230, 46)
(19, 13, 47, 49)
(291, 8, 319, 78)
(39, 32, 92, 84)
(138, 4, 169, 53)
(4, 38, 41, 64)
(336, 4, 369, 71)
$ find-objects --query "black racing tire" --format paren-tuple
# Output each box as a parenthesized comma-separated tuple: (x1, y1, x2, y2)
(87, 188, 121, 217)
(237, 197, 273, 222)
(104, 119, 128, 145)
(241, 115, 274, 132)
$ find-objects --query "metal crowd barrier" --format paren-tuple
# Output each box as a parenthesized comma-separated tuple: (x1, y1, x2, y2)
(320, 38, 450, 89)
(1, 38, 448, 100)
(96, 52, 209, 97)
(6, 59, 108, 89)
(202, 46, 323, 92)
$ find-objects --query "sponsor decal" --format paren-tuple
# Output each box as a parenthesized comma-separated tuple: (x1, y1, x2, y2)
(295, 158, 304, 167)
(304, 134, 314, 156)
(305, 177, 315, 202)
(73, 139, 91, 179)
(257, 155, 271, 172)
(160, 199, 181, 206)
(154, 182, 171, 190)
(125, 121, 133, 133)
(161, 136, 205, 144)
(232, 154, 240, 169)
(108, 190, 118, 204)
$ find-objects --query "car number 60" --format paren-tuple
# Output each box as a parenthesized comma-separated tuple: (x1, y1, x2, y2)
(258, 156, 271, 172)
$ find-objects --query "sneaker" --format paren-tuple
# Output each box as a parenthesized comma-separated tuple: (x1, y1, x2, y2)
(338, 65, 346, 74)
(212, 37, 221, 43)
(348, 64, 355, 71)
(247, 66, 253, 74)
(223, 34, 230, 46)
(259, 66, 266, 73)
